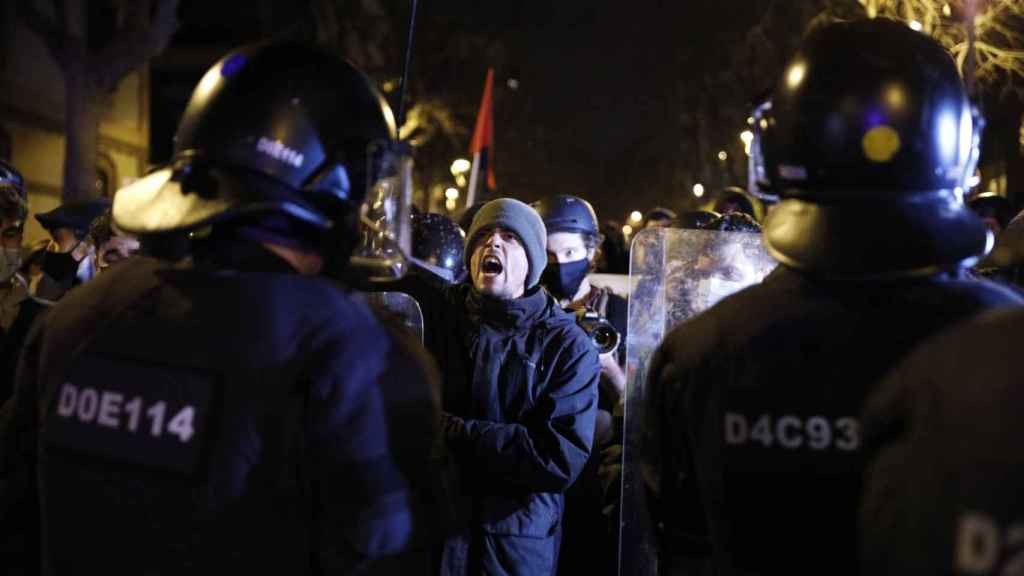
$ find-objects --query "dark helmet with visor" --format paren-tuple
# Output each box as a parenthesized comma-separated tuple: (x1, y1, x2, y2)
(411, 211, 466, 282)
(113, 42, 412, 276)
(532, 195, 600, 236)
(749, 18, 989, 277)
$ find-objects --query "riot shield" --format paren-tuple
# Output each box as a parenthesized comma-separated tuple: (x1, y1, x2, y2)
(619, 227, 777, 576)
(361, 291, 424, 344)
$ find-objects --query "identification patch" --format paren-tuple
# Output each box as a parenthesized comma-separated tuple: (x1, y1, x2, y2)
(723, 412, 860, 452)
(44, 354, 216, 474)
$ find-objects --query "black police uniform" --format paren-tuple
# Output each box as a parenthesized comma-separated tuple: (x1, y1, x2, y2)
(1, 41, 442, 575)
(860, 307, 1024, 576)
(643, 18, 1019, 576)
(645, 266, 1022, 575)
(0, 242, 440, 574)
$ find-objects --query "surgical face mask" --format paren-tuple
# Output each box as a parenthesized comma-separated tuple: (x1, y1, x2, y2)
(0, 247, 20, 282)
(541, 258, 589, 301)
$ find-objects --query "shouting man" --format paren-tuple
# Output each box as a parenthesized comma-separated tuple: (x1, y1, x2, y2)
(402, 198, 600, 576)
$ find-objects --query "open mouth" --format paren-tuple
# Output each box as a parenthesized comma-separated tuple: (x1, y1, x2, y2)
(481, 255, 504, 276)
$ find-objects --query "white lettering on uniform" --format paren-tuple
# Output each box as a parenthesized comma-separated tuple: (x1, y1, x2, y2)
(77, 388, 98, 422)
(776, 415, 802, 449)
(53, 384, 197, 444)
(57, 383, 77, 417)
(724, 413, 748, 445)
(97, 391, 123, 428)
(957, 513, 1000, 574)
(954, 512, 1024, 575)
(806, 416, 831, 450)
(721, 413, 861, 452)
(834, 418, 860, 451)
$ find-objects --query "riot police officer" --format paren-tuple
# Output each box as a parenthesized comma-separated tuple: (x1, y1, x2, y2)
(0, 42, 440, 575)
(641, 18, 1023, 575)
(860, 305, 1024, 575)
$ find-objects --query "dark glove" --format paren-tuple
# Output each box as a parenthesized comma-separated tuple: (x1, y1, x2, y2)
(440, 412, 469, 446)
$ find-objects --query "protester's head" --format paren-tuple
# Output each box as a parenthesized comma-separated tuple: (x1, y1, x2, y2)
(88, 211, 140, 274)
(645, 206, 677, 228)
(111, 42, 403, 277)
(533, 195, 602, 301)
(35, 199, 111, 252)
(465, 198, 547, 300)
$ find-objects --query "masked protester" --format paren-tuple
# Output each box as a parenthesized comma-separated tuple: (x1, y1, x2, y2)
(534, 195, 627, 421)
(640, 19, 1022, 576)
(397, 197, 600, 576)
(0, 42, 441, 575)
(534, 194, 625, 576)
(31, 200, 110, 297)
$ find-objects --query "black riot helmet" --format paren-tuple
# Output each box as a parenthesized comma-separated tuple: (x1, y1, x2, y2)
(532, 195, 599, 236)
(411, 211, 466, 282)
(113, 42, 409, 271)
(752, 18, 990, 277)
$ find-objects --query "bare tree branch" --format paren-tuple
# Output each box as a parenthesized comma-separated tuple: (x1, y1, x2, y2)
(93, 0, 179, 91)
(16, 0, 68, 69)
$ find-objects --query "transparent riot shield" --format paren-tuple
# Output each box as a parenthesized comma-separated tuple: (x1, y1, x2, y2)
(619, 227, 777, 576)
(361, 291, 424, 344)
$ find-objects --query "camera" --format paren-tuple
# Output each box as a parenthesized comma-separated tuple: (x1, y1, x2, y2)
(576, 310, 620, 355)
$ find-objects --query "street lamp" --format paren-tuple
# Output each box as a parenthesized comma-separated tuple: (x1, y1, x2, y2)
(740, 130, 754, 155)
(445, 187, 460, 200)
(622, 224, 633, 237)
(718, 150, 728, 162)
(693, 183, 705, 197)
(629, 210, 643, 223)
(450, 158, 471, 177)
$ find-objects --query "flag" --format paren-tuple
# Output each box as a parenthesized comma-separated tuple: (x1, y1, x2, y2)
(467, 68, 495, 206)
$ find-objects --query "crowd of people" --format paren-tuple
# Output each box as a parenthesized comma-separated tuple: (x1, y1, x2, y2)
(0, 14, 1022, 576)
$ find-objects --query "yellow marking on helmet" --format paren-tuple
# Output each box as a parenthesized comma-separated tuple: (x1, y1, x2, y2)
(862, 125, 901, 163)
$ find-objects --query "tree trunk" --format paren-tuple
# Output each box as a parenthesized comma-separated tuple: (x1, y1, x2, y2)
(62, 42, 100, 202)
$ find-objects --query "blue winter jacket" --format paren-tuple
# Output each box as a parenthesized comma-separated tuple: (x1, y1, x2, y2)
(403, 280, 600, 576)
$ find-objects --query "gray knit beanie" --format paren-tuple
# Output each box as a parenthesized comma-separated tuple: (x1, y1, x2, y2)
(465, 198, 548, 289)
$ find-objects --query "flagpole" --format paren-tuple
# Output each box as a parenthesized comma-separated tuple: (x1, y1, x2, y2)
(395, 0, 419, 131)
(467, 150, 482, 207)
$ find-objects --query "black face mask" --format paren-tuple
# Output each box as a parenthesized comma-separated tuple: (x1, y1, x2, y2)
(541, 258, 589, 301)
(41, 250, 81, 288)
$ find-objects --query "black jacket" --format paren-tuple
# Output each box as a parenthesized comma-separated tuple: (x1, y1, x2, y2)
(0, 246, 441, 575)
(402, 279, 600, 576)
(643, 266, 1023, 576)
(860, 306, 1024, 576)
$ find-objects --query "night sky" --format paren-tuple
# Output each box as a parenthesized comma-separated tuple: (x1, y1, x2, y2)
(151, 1, 1022, 224)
